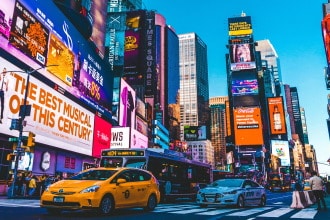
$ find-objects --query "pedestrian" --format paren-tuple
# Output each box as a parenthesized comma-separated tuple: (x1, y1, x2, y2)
(294, 179, 303, 191)
(28, 175, 37, 197)
(310, 171, 327, 210)
(15, 172, 24, 196)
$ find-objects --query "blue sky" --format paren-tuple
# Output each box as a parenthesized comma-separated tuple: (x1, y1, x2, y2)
(143, 0, 330, 175)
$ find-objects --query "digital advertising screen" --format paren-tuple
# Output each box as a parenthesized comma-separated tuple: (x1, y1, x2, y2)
(184, 126, 207, 141)
(92, 114, 112, 158)
(271, 140, 290, 166)
(267, 97, 287, 135)
(322, 14, 330, 65)
(229, 43, 256, 71)
(0, 57, 95, 155)
(119, 79, 136, 128)
(131, 128, 148, 149)
(228, 16, 253, 36)
(231, 71, 259, 107)
(234, 107, 264, 146)
(0, 0, 113, 119)
(110, 127, 130, 149)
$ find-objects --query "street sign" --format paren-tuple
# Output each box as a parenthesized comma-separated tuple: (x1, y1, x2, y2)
(9, 137, 19, 142)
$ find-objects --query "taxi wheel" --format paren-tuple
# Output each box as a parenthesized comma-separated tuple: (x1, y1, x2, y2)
(237, 195, 245, 208)
(144, 194, 157, 211)
(259, 195, 266, 207)
(99, 195, 114, 215)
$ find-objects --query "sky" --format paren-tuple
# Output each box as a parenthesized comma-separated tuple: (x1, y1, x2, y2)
(143, 0, 330, 175)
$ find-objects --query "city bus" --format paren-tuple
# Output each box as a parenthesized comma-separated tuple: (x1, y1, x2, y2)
(100, 148, 212, 202)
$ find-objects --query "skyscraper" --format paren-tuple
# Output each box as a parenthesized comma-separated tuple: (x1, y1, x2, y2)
(178, 33, 209, 140)
(210, 96, 228, 168)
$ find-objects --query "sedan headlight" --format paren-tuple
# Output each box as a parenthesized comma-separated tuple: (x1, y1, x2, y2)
(223, 190, 238, 195)
(80, 185, 100, 193)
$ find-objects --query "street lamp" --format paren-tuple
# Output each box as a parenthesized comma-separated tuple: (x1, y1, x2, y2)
(8, 64, 57, 197)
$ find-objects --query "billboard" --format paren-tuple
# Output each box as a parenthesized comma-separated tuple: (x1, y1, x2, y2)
(228, 16, 253, 36)
(271, 140, 290, 166)
(0, 57, 95, 155)
(0, 0, 113, 118)
(110, 127, 130, 149)
(92, 114, 112, 158)
(229, 43, 256, 71)
(234, 107, 263, 146)
(231, 71, 259, 107)
(119, 79, 136, 128)
(131, 128, 148, 149)
(267, 97, 287, 135)
(184, 126, 207, 141)
(322, 14, 330, 65)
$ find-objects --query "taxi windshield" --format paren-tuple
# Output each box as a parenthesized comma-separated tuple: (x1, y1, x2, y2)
(69, 170, 117, 181)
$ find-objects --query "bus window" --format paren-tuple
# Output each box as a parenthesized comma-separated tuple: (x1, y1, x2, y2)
(125, 158, 146, 169)
(100, 158, 123, 167)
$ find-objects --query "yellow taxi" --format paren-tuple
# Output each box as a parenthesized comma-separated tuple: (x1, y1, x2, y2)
(40, 167, 160, 215)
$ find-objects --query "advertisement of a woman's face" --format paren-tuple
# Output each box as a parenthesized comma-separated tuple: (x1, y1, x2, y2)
(233, 44, 251, 63)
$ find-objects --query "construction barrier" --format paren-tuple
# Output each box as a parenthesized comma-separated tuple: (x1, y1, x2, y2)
(290, 190, 316, 209)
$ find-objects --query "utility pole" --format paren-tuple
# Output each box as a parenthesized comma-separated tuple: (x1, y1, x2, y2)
(8, 65, 57, 197)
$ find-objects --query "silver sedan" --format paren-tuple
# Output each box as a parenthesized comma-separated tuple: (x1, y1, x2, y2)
(196, 178, 266, 208)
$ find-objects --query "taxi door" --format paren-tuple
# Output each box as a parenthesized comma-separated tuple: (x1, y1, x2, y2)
(111, 170, 138, 207)
(130, 170, 152, 205)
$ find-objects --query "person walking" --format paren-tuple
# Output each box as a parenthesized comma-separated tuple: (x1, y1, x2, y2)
(28, 175, 37, 197)
(310, 171, 327, 210)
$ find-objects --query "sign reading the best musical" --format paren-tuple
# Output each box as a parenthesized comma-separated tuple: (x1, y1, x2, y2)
(0, 58, 94, 155)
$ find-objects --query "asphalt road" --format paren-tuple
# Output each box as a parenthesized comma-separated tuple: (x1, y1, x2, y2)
(0, 191, 330, 220)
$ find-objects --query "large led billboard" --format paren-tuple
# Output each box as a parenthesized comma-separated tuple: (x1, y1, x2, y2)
(234, 107, 263, 146)
(228, 16, 253, 36)
(267, 97, 287, 135)
(92, 114, 112, 158)
(322, 14, 330, 65)
(184, 126, 207, 141)
(111, 127, 130, 149)
(229, 43, 256, 71)
(0, 0, 113, 118)
(0, 57, 95, 155)
(119, 79, 136, 128)
(231, 71, 259, 107)
(271, 140, 290, 166)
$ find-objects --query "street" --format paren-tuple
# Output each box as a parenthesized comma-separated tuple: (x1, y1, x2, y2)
(1, 191, 330, 220)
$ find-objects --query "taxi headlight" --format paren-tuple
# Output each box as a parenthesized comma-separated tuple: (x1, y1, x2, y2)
(223, 190, 238, 194)
(80, 185, 100, 193)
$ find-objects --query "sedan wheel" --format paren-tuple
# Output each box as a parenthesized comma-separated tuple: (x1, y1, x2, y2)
(144, 194, 157, 211)
(237, 195, 245, 208)
(99, 196, 113, 215)
(259, 195, 266, 207)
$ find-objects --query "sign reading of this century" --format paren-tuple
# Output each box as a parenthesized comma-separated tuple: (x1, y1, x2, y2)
(8, 73, 92, 141)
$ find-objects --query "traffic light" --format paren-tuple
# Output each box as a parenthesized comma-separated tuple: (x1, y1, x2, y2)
(27, 132, 36, 147)
(7, 153, 16, 161)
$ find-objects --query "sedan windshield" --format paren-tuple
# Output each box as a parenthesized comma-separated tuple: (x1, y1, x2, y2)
(210, 179, 244, 188)
(69, 170, 117, 181)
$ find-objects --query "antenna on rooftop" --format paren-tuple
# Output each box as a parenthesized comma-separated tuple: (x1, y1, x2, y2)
(241, 11, 246, 17)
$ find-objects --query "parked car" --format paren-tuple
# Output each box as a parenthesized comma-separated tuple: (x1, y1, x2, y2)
(196, 178, 266, 208)
(40, 167, 160, 215)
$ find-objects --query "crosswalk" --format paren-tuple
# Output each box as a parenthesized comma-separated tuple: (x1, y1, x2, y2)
(152, 204, 319, 219)
(0, 200, 321, 219)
